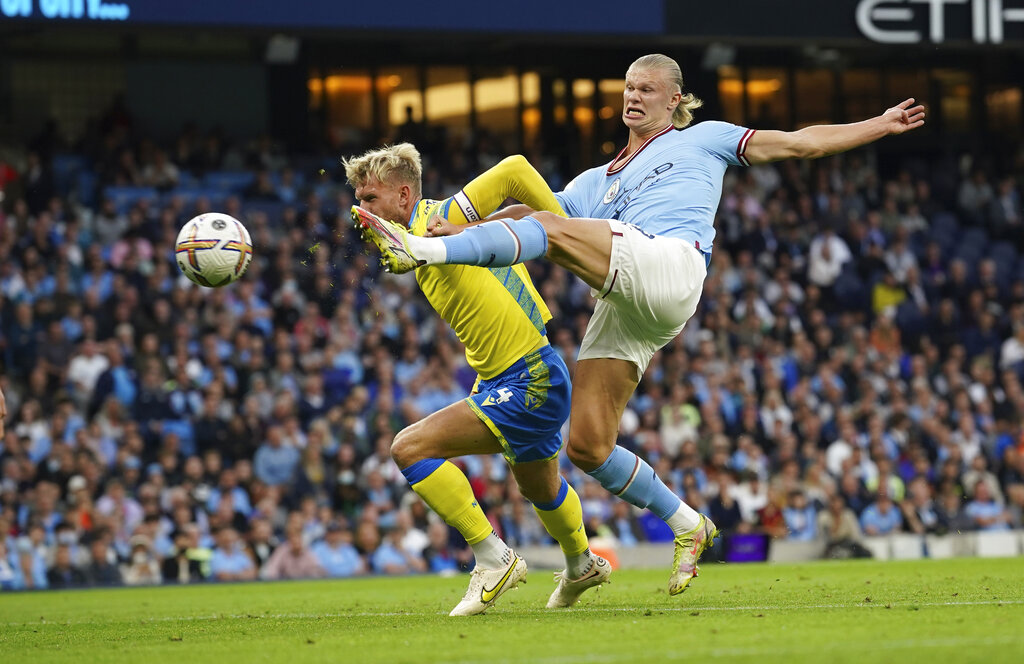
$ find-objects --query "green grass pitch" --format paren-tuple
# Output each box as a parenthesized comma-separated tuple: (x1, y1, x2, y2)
(2, 557, 1022, 663)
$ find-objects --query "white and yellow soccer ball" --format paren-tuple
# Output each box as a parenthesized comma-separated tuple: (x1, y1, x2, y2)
(174, 213, 253, 288)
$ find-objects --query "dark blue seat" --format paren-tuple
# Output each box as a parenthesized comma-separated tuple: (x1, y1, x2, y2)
(102, 186, 159, 213)
(203, 171, 255, 192)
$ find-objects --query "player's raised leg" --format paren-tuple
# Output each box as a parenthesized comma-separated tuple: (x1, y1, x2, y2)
(510, 459, 610, 608)
(355, 205, 614, 291)
(392, 402, 526, 617)
(567, 357, 717, 595)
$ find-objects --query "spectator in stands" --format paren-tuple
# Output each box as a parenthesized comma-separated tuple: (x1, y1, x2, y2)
(253, 424, 299, 489)
(807, 225, 852, 294)
(209, 527, 256, 582)
(6, 114, 1024, 591)
(46, 543, 88, 589)
(422, 521, 463, 574)
(83, 530, 123, 587)
(140, 149, 180, 192)
(964, 481, 1010, 532)
(311, 520, 364, 577)
(782, 490, 818, 541)
(262, 525, 324, 580)
(818, 495, 869, 558)
(162, 529, 204, 583)
(859, 490, 903, 536)
(122, 535, 162, 585)
(900, 476, 942, 535)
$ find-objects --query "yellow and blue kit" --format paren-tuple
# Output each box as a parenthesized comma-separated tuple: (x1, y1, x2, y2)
(398, 157, 589, 561)
(408, 193, 567, 464)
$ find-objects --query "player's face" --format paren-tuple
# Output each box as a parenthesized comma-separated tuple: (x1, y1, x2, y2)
(622, 67, 680, 134)
(355, 176, 408, 224)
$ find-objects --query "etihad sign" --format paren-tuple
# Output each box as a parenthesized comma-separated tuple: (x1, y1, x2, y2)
(857, 0, 1024, 43)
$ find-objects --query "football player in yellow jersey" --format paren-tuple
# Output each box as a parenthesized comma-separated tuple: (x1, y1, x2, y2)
(344, 144, 610, 616)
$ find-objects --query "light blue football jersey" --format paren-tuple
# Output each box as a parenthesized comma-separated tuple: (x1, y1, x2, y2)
(554, 121, 753, 252)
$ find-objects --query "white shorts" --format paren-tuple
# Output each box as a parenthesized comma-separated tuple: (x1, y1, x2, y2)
(578, 220, 708, 381)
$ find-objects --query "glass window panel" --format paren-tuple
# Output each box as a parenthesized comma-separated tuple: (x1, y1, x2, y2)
(842, 70, 883, 123)
(473, 68, 519, 138)
(933, 69, 972, 133)
(598, 78, 626, 156)
(794, 69, 833, 128)
(717, 65, 744, 126)
(425, 66, 470, 130)
(747, 67, 788, 129)
(521, 71, 541, 149)
(323, 70, 373, 141)
(885, 70, 929, 112)
(378, 66, 421, 135)
(987, 86, 1022, 135)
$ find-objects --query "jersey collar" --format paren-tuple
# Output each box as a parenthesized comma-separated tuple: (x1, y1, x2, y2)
(607, 124, 674, 176)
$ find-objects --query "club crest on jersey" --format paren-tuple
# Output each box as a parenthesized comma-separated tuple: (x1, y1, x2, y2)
(603, 178, 620, 205)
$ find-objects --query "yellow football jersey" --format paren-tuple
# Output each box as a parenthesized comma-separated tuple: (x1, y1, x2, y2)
(409, 198, 551, 380)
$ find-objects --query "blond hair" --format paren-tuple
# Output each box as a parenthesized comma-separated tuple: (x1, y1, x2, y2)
(627, 53, 703, 129)
(342, 143, 422, 197)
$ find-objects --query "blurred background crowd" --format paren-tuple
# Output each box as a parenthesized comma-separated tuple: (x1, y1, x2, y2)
(2, 100, 1024, 590)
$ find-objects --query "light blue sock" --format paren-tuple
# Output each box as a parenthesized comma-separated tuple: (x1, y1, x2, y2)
(442, 216, 547, 267)
(586, 446, 682, 521)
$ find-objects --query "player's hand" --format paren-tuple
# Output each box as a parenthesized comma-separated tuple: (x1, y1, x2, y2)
(426, 214, 460, 237)
(881, 98, 926, 135)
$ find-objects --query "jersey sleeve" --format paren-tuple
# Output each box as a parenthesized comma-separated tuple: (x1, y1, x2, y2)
(693, 120, 756, 167)
(448, 155, 566, 225)
(554, 167, 600, 218)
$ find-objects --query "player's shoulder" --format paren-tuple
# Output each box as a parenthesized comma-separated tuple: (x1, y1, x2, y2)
(410, 197, 446, 234)
(681, 120, 745, 138)
(563, 163, 606, 192)
(417, 197, 445, 217)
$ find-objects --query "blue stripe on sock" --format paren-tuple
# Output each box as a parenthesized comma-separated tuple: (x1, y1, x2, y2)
(533, 477, 569, 512)
(401, 458, 445, 485)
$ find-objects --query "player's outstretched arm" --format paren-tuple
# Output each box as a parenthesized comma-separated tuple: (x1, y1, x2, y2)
(744, 98, 926, 164)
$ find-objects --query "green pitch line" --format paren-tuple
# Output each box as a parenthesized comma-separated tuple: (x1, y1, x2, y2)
(1, 557, 1022, 664)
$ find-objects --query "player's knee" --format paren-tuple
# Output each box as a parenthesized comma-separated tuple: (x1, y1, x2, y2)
(566, 438, 608, 472)
(497, 154, 529, 172)
(390, 428, 420, 468)
(520, 480, 560, 506)
(529, 210, 562, 228)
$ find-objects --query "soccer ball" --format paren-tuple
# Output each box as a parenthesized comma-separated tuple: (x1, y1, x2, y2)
(174, 213, 253, 288)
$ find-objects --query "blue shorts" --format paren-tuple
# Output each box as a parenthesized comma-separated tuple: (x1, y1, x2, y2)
(465, 344, 571, 464)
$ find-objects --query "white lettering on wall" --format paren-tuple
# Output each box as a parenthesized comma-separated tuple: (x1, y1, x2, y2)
(858, 0, 1024, 42)
(0, 0, 128, 20)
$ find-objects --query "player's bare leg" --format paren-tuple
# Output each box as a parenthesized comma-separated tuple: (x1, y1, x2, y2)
(567, 358, 717, 595)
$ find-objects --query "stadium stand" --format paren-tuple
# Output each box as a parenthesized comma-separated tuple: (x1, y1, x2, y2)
(1, 109, 1024, 589)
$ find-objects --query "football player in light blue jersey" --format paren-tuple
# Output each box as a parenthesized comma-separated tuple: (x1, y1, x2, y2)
(359, 53, 925, 596)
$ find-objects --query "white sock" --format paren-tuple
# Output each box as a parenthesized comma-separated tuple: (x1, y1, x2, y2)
(470, 532, 512, 569)
(566, 548, 594, 579)
(665, 502, 702, 538)
(405, 233, 447, 265)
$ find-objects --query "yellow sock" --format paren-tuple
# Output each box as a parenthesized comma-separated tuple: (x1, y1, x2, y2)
(533, 479, 589, 557)
(411, 460, 491, 545)
(448, 155, 567, 225)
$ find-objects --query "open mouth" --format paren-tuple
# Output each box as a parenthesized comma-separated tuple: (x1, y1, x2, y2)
(624, 107, 645, 118)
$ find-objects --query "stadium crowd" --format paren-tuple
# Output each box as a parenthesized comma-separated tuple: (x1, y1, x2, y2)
(2, 103, 1024, 589)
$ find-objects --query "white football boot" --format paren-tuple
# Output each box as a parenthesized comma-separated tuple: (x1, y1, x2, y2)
(449, 553, 528, 616)
(546, 554, 611, 608)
